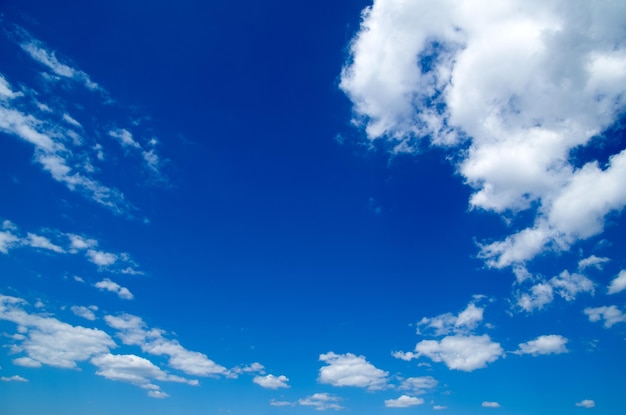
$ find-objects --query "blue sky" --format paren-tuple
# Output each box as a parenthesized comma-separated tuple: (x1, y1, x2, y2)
(1, 0, 626, 414)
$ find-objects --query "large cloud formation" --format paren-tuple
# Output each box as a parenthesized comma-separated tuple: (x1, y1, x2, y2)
(341, 0, 626, 269)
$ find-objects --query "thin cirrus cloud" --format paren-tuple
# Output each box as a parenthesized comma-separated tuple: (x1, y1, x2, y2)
(0, 26, 167, 216)
(340, 0, 626, 272)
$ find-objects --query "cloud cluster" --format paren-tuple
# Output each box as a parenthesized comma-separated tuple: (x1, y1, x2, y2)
(318, 352, 388, 390)
(1, 26, 167, 216)
(341, 0, 626, 271)
(515, 270, 595, 312)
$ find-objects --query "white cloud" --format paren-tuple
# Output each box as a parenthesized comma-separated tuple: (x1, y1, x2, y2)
(417, 302, 483, 335)
(0, 294, 115, 369)
(398, 376, 437, 394)
(318, 352, 388, 390)
(232, 362, 265, 375)
(433, 405, 447, 410)
(482, 401, 501, 408)
(384, 395, 424, 408)
(109, 129, 141, 149)
(67, 234, 98, 252)
(91, 353, 198, 398)
(71, 305, 98, 321)
(578, 255, 609, 270)
(253, 374, 290, 389)
(584, 305, 626, 328)
(607, 270, 626, 294)
(1, 375, 28, 382)
(340, 0, 626, 268)
(94, 278, 133, 300)
(516, 270, 594, 312)
(576, 399, 596, 408)
(13, 357, 42, 368)
(26, 233, 64, 253)
(104, 313, 228, 377)
(0, 230, 20, 254)
(515, 335, 568, 356)
(86, 249, 118, 266)
(413, 335, 503, 372)
(298, 393, 343, 411)
(147, 390, 169, 399)
(270, 399, 293, 407)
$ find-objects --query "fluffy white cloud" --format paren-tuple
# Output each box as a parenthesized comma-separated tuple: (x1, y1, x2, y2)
(607, 270, 626, 294)
(585, 305, 626, 328)
(412, 335, 503, 371)
(0, 294, 115, 369)
(482, 401, 501, 408)
(417, 302, 483, 335)
(94, 278, 133, 300)
(26, 233, 64, 253)
(576, 399, 596, 408)
(87, 250, 118, 266)
(253, 374, 290, 389)
(385, 395, 424, 408)
(67, 234, 98, 252)
(298, 393, 343, 411)
(318, 352, 388, 390)
(515, 335, 568, 356)
(516, 270, 594, 312)
(0, 230, 20, 253)
(12, 357, 42, 368)
(341, 0, 626, 268)
(91, 353, 198, 398)
(104, 313, 228, 377)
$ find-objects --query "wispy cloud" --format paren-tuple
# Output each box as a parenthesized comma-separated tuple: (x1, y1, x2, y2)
(94, 279, 134, 300)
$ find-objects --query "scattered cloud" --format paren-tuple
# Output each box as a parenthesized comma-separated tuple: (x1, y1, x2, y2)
(340, 0, 626, 272)
(412, 335, 504, 372)
(1, 375, 28, 382)
(253, 374, 290, 389)
(578, 256, 610, 271)
(516, 270, 594, 312)
(26, 233, 65, 253)
(12, 357, 42, 368)
(585, 306, 626, 328)
(607, 270, 626, 295)
(482, 401, 501, 408)
(417, 302, 484, 336)
(515, 335, 568, 356)
(104, 313, 228, 377)
(384, 395, 424, 408)
(433, 405, 447, 410)
(0, 294, 115, 369)
(576, 399, 596, 408)
(270, 399, 293, 407)
(94, 279, 134, 300)
(86, 250, 118, 267)
(71, 305, 98, 321)
(318, 352, 388, 390)
(298, 393, 343, 411)
(398, 376, 437, 394)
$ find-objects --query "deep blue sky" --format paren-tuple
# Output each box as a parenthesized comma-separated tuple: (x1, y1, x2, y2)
(1, 1, 626, 414)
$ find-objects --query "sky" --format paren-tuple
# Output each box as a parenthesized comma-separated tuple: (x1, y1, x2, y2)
(1, 0, 626, 414)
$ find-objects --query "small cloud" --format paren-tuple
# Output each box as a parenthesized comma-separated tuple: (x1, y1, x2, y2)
(298, 393, 343, 411)
(575, 399, 595, 408)
(384, 395, 424, 408)
(86, 249, 118, 267)
(578, 255, 609, 270)
(109, 129, 141, 149)
(71, 305, 98, 321)
(607, 270, 626, 295)
(26, 233, 65, 253)
(13, 357, 42, 368)
(318, 352, 388, 390)
(253, 374, 290, 389)
(147, 390, 169, 399)
(94, 278, 133, 300)
(585, 305, 626, 328)
(482, 401, 501, 408)
(1, 375, 28, 382)
(433, 405, 447, 410)
(270, 399, 293, 407)
(515, 335, 568, 356)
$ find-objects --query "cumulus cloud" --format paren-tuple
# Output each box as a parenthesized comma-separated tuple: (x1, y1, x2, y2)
(341, 0, 626, 269)
(515, 335, 568, 356)
(584, 305, 626, 328)
(0, 294, 115, 369)
(607, 270, 626, 294)
(516, 270, 594, 312)
(298, 393, 343, 411)
(104, 313, 228, 377)
(318, 352, 388, 390)
(384, 395, 424, 408)
(417, 302, 484, 335)
(482, 401, 501, 408)
(411, 335, 504, 372)
(86, 250, 118, 266)
(12, 357, 42, 368)
(94, 278, 133, 300)
(71, 305, 98, 321)
(253, 374, 290, 389)
(576, 399, 596, 408)
(91, 353, 198, 398)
